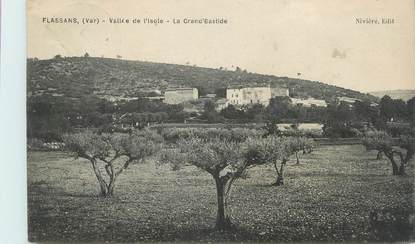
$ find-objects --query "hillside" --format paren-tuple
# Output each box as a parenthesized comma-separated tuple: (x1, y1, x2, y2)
(369, 90, 415, 102)
(27, 56, 377, 102)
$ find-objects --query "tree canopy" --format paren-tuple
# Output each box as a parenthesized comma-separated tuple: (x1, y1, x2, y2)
(63, 129, 163, 196)
(362, 129, 415, 175)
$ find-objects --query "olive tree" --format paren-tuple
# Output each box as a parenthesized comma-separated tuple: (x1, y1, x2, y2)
(160, 136, 256, 230)
(362, 130, 389, 160)
(362, 130, 414, 175)
(63, 129, 163, 197)
(244, 136, 314, 186)
(244, 136, 289, 186)
(290, 136, 316, 164)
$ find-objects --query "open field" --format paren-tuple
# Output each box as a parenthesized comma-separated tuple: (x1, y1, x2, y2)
(28, 145, 414, 242)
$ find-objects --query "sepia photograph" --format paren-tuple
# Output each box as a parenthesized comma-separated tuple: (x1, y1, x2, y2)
(26, 0, 414, 242)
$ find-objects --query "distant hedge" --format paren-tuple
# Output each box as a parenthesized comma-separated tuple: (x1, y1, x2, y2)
(160, 127, 263, 143)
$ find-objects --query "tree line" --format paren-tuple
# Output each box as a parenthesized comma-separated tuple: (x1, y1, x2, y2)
(28, 93, 414, 142)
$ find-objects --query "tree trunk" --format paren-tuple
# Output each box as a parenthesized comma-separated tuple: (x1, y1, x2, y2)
(214, 176, 231, 230)
(390, 157, 399, 176)
(376, 151, 383, 160)
(99, 184, 109, 196)
(398, 164, 406, 176)
(272, 160, 285, 186)
(90, 159, 109, 196)
(295, 151, 300, 164)
(274, 173, 284, 186)
(107, 177, 116, 196)
(105, 164, 117, 197)
(386, 149, 411, 176)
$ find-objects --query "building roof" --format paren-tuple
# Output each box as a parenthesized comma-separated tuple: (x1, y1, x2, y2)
(338, 96, 361, 103)
(165, 87, 197, 91)
(227, 85, 270, 89)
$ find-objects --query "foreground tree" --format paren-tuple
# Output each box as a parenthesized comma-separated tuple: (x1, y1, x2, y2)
(281, 129, 316, 164)
(362, 130, 389, 160)
(244, 136, 306, 186)
(63, 129, 163, 197)
(266, 137, 292, 186)
(362, 130, 415, 175)
(291, 137, 316, 164)
(160, 137, 256, 230)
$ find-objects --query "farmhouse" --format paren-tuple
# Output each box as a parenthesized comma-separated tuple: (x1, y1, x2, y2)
(226, 86, 272, 106)
(271, 87, 290, 97)
(291, 98, 327, 107)
(338, 96, 361, 104)
(164, 87, 198, 104)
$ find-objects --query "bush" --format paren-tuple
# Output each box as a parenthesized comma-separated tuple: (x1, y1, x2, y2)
(27, 138, 46, 150)
(322, 124, 360, 138)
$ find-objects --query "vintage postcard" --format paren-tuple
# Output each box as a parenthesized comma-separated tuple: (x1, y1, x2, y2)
(27, 0, 415, 242)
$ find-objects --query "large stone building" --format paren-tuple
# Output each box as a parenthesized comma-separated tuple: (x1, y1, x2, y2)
(226, 86, 272, 106)
(164, 88, 198, 104)
(271, 87, 290, 97)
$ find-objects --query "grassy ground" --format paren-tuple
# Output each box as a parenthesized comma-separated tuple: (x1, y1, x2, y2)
(27, 145, 414, 242)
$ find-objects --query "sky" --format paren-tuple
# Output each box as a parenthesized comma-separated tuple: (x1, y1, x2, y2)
(28, 0, 415, 92)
